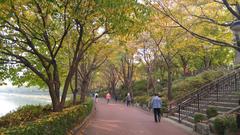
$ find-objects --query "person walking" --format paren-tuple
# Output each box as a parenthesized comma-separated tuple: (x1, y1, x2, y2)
(94, 92, 99, 103)
(114, 95, 118, 103)
(151, 93, 162, 123)
(126, 93, 132, 107)
(106, 93, 111, 104)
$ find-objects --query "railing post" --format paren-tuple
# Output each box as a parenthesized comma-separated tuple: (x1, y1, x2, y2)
(197, 94, 200, 111)
(235, 73, 238, 91)
(178, 104, 181, 123)
(216, 83, 219, 102)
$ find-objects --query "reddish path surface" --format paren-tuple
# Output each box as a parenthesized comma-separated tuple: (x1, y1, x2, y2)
(78, 99, 194, 135)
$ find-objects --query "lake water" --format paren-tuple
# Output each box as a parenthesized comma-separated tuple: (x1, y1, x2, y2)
(0, 86, 51, 117)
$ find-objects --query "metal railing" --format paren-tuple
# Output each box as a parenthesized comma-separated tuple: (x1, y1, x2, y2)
(169, 69, 240, 122)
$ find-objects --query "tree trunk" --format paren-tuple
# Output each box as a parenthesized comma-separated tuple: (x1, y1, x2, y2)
(111, 83, 116, 98)
(73, 69, 78, 105)
(149, 75, 156, 94)
(48, 82, 63, 112)
(80, 79, 89, 103)
(72, 89, 78, 105)
(128, 81, 133, 99)
(183, 64, 189, 76)
(60, 64, 77, 108)
(80, 87, 86, 103)
(167, 69, 173, 101)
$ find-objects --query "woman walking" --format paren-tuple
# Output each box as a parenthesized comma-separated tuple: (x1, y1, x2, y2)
(106, 93, 111, 104)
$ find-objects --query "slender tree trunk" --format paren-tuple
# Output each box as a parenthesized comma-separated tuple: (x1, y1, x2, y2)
(72, 69, 78, 105)
(149, 75, 156, 94)
(111, 83, 116, 98)
(167, 68, 173, 101)
(72, 91, 77, 105)
(60, 65, 77, 108)
(183, 64, 188, 76)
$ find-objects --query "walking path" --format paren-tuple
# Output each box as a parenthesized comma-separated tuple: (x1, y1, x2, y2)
(76, 99, 196, 135)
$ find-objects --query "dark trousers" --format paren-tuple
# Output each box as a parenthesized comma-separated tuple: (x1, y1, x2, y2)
(127, 100, 131, 106)
(153, 108, 161, 122)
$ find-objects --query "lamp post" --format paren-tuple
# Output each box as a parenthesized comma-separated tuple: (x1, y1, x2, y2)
(230, 21, 240, 64)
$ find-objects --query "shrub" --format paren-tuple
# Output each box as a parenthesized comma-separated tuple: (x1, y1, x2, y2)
(160, 97, 169, 113)
(213, 115, 238, 135)
(133, 80, 148, 92)
(213, 116, 225, 135)
(0, 99, 93, 135)
(224, 115, 238, 134)
(194, 113, 207, 123)
(172, 70, 225, 99)
(134, 95, 151, 107)
(0, 104, 52, 128)
(206, 107, 218, 119)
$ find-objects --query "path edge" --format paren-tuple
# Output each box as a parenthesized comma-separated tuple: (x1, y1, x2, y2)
(69, 101, 96, 135)
(132, 103, 200, 135)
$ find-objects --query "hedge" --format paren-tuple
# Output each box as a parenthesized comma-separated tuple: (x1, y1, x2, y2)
(213, 114, 238, 135)
(171, 70, 225, 99)
(0, 99, 93, 135)
(0, 104, 52, 128)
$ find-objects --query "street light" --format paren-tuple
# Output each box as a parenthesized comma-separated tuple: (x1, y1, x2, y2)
(230, 21, 240, 64)
(230, 21, 240, 48)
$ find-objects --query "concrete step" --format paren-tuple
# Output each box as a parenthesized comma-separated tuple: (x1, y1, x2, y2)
(168, 116, 194, 128)
(189, 104, 234, 112)
(208, 94, 239, 99)
(199, 101, 238, 108)
(185, 105, 232, 113)
(203, 97, 239, 103)
(172, 113, 195, 123)
(178, 107, 225, 117)
(179, 109, 198, 117)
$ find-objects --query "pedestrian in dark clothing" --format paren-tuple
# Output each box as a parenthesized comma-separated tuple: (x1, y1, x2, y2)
(115, 95, 118, 103)
(151, 93, 162, 123)
(126, 93, 131, 106)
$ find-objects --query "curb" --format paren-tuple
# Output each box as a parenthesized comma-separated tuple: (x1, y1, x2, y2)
(68, 102, 96, 135)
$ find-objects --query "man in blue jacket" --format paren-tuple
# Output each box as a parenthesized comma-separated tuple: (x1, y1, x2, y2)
(151, 93, 162, 123)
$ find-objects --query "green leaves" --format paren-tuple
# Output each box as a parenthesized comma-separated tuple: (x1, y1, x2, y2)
(0, 0, 6, 3)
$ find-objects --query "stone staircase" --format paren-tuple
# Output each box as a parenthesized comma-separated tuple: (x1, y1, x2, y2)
(168, 69, 240, 128)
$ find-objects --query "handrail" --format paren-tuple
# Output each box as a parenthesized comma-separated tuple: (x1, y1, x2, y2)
(226, 106, 240, 114)
(169, 69, 239, 111)
(169, 69, 240, 122)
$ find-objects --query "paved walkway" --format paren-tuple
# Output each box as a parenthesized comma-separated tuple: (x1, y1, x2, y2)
(77, 99, 195, 135)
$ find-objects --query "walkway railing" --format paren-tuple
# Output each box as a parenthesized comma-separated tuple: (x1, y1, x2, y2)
(169, 69, 240, 122)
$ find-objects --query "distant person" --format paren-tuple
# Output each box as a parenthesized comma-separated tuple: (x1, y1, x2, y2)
(126, 93, 132, 107)
(151, 93, 162, 123)
(94, 93, 99, 103)
(106, 93, 111, 104)
(115, 95, 118, 103)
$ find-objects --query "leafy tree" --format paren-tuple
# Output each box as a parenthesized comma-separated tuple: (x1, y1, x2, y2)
(0, 0, 148, 111)
(149, 0, 239, 57)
